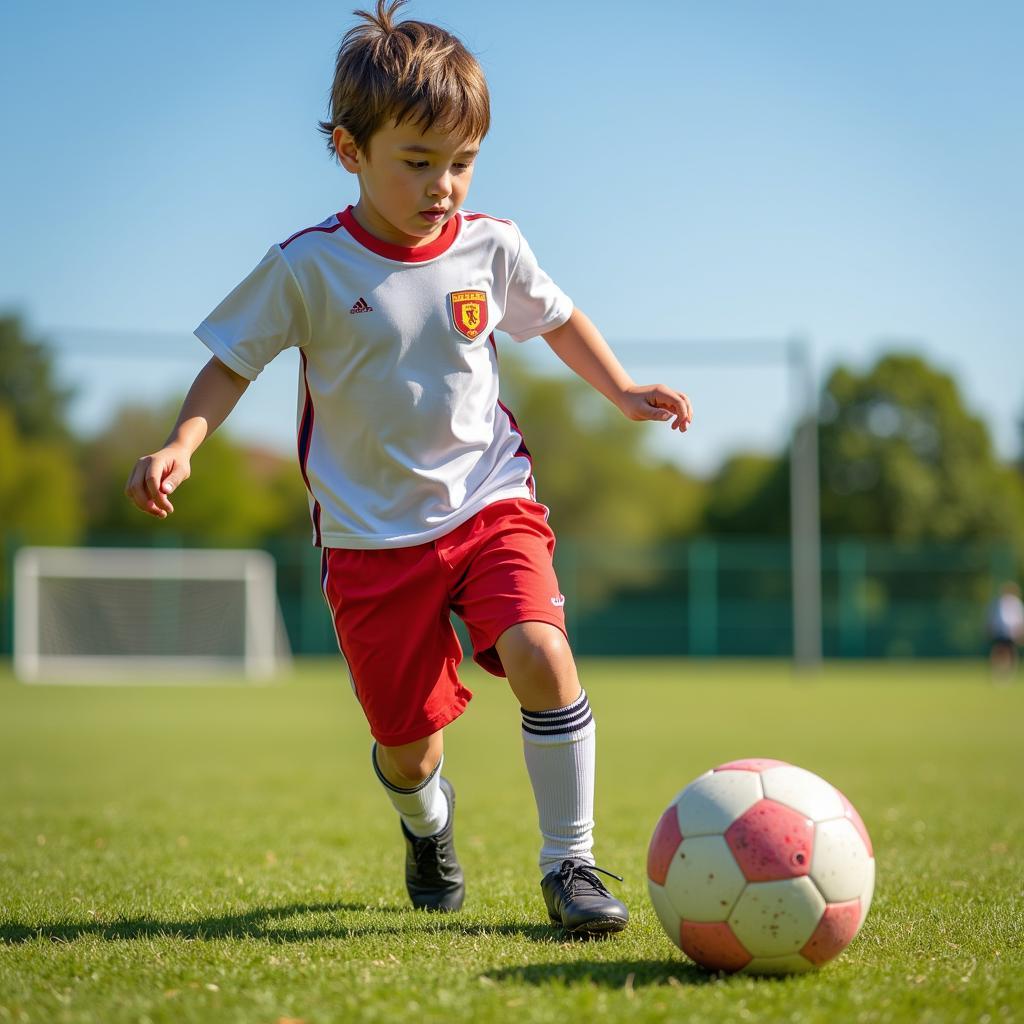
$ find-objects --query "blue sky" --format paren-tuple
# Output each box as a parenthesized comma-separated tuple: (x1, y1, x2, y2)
(2, 0, 1021, 474)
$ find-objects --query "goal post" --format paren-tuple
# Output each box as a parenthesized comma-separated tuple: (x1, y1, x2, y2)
(13, 546, 292, 683)
(620, 335, 822, 668)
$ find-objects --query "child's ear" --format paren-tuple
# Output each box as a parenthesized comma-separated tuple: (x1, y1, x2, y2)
(332, 127, 361, 173)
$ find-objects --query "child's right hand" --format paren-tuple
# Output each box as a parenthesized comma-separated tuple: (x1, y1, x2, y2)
(124, 445, 192, 519)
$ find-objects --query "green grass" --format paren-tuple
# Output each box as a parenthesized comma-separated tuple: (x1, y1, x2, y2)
(1, 658, 1021, 1024)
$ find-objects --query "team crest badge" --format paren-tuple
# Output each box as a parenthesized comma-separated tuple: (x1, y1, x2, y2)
(449, 290, 488, 340)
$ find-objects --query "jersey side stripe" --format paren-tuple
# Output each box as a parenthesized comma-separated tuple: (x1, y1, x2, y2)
(497, 397, 536, 499)
(297, 350, 323, 545)
(488, 331, 535, 498)
(281, 215, 345, 250)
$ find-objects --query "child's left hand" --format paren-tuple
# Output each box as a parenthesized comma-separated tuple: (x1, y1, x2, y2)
(619, 384, 693, 432)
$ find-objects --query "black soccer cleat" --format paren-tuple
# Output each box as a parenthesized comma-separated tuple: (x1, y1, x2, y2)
(401, 776, 465, 912)
(541, 859, 629, 936)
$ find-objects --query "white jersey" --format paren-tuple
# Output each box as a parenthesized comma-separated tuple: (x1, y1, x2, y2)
(195, 206, 573, 548)
(989, 593, 1024, 639)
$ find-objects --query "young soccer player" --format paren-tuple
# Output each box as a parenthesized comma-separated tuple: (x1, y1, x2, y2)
(125, 0, 691, 935)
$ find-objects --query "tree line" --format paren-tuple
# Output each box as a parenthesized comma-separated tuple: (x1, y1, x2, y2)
(3, 312, 1023, 557)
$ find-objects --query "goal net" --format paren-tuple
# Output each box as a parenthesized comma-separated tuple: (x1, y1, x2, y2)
(13, 547, 292, 683)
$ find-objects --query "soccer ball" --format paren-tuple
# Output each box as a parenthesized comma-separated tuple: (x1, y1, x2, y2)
(647, 758, 875, 974)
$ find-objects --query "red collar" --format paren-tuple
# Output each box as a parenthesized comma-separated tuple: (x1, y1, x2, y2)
(338, 206, 460, 262)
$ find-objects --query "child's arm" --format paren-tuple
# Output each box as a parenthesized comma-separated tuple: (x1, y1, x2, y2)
(124, 356, 250, 518)
(542, 308, 693, 432)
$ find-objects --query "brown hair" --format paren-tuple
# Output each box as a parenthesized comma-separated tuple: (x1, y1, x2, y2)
(317, 0, 490, 159)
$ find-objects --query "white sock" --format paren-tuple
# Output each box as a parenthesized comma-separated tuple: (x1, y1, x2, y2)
(371, 743, 449, 838)
(521, 689, 596, 876)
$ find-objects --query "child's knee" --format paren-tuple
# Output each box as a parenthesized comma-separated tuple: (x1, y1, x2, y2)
(524, 632, 572, 680)
(502, 623, 572, 673)
(497, 622, 579, 709)
(376, 735, 442, 786)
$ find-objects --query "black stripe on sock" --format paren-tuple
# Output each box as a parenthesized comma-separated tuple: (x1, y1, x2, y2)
(521, 690, 587, 724)
(522, 705, 592, 731)
(521, 692, 593, 737)
(522, 709, 593, 737)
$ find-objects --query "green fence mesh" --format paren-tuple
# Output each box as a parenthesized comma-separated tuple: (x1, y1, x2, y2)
(2, 535, 1016, 660)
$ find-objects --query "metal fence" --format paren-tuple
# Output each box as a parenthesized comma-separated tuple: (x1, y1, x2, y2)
(1, 535, 1016, 661)
(554, 538, 1017, 659)
(272, 535, 1018, 659)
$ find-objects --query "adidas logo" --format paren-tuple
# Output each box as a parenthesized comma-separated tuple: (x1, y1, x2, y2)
(349, 297, 374, 314)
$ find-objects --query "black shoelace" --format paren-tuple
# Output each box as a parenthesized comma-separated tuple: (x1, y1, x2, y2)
(557, 860, 623, 899)
(409, 831, 455, 878)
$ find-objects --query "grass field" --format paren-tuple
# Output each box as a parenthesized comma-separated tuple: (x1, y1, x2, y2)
(1, 658, 1021, 1024)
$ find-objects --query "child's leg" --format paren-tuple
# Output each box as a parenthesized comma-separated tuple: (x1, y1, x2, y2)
(495, 620, 596, 875)
(373, 731, 450, 837)
(373, 729, 464, 910)
(496, 619, 627, 933)
(320, 545, 468, 910)
(374, 729, 463, 911)
(444, 498, 626, 931)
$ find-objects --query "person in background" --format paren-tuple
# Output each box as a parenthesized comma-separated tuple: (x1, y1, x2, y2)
(987, 581, 1024, 680)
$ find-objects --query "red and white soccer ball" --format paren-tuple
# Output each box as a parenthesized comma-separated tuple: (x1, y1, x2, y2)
(647, 758, 875, 974)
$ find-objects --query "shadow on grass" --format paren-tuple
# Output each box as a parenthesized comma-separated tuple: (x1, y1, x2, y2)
(0, 900, 560, 946)
(485, 960, 713, 988)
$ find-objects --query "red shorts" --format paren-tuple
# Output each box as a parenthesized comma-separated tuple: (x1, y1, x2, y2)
(321, 498, 568, 747)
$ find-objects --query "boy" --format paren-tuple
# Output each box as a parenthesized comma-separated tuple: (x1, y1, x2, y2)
(125, 0, 691, 935)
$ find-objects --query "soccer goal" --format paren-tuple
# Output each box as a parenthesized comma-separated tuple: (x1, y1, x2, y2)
(13, 547, 291, 683)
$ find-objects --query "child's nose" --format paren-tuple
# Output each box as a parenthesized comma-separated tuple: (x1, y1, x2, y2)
(428, 171, 452, 198)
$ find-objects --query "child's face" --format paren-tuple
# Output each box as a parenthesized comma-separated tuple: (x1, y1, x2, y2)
(334, 119, 480, 247)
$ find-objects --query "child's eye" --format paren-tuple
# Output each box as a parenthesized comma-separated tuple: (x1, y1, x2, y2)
(404, 160, 429, 169)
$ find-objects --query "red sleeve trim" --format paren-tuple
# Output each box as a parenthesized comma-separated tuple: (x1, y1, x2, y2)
(462, 211, 514, 225)
(281, 216, 346, 250)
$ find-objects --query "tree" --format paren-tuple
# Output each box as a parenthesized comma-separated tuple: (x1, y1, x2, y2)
(81, 402, 306, 545)
(0, 404, 84, 640)
(0, 312, 74, 440)
(497, 351, 706, 604)
(692, 353, 1024, 547)
(498, 352, 704, 541)
(1017, 398, 1024, 476)
(702, 453, 788, 537)
(0, 406, 83, 545)
(819, 353, 1024, 543)
(0, 314, 85, 638)
(0, 312, 83, 542)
